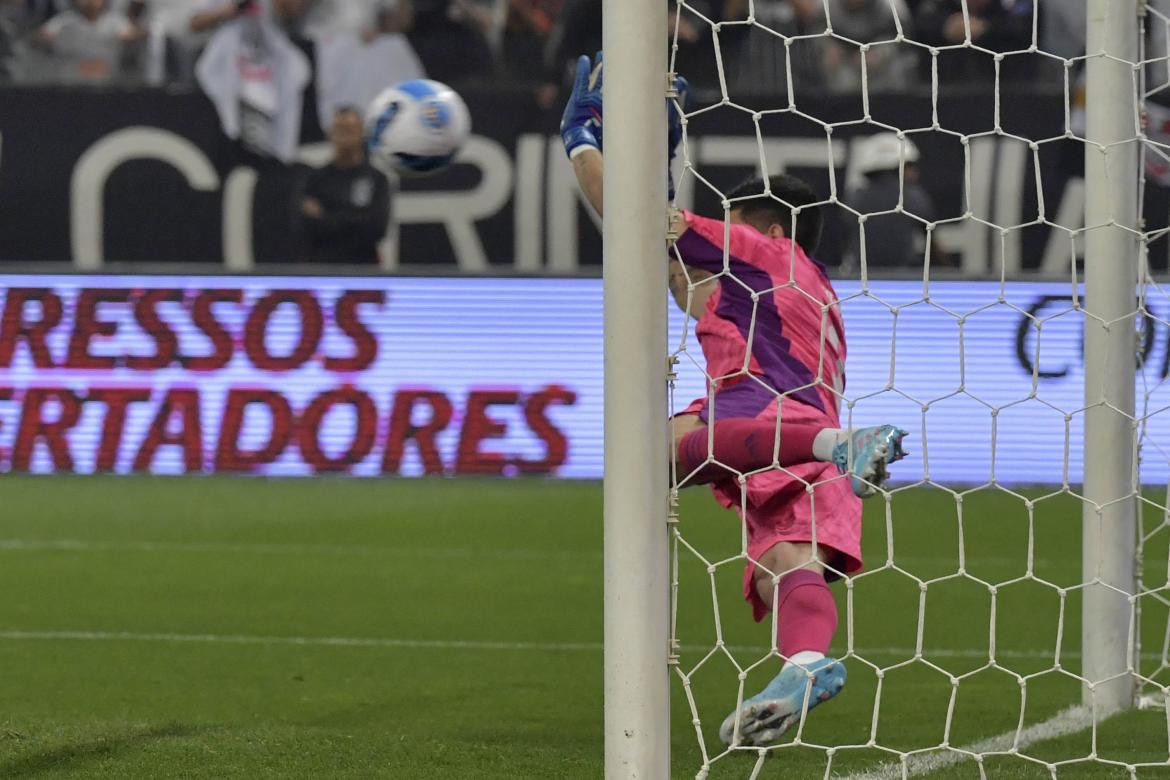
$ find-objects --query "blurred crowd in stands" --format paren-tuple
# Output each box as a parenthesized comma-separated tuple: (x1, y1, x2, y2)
(0, 0, 1098, 95)
(0, 0, 1136, 270)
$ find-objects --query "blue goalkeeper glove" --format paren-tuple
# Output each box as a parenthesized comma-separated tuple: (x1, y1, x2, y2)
(561, 52, 604, 158)
(668, 74, 690, 200)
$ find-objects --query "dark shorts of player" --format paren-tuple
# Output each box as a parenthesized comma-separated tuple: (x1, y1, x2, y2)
(675, 379, 863, 622)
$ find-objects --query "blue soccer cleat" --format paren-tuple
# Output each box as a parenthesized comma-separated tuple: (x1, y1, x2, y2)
(719, 657, 847, 748)
(832, 425, 908, 498)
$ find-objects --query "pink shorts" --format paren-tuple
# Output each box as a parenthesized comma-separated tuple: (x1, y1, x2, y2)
(678, 386, 863, 622)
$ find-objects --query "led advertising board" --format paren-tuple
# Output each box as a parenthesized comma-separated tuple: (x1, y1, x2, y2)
(0, 277, 1161, 484)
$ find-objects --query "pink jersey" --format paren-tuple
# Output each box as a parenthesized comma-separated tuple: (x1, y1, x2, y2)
(674, 211, 847, 422)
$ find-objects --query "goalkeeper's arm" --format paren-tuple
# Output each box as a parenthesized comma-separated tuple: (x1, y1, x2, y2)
(571, 150, 605, 216)
(561, 53, 605, 215)
(560, 52, 689, 230)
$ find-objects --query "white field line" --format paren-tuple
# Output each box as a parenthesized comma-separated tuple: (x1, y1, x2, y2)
(0, 629, 603, 653)
(0, 538, 585, 561)
(837, 705, 1106, 780)
(0, 538, 1057, 569)
(0, 629, 1162, 662)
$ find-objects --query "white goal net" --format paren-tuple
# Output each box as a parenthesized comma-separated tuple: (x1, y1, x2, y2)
(660, 0, 1170, 776)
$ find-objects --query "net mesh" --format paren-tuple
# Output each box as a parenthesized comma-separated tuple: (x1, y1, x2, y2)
(663, 0, 1170, 776)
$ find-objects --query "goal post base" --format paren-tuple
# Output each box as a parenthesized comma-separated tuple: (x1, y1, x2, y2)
(1138, 693, 1168, 711)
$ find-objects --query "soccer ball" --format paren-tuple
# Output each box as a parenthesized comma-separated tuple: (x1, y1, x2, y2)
(365, 79, 471, 176)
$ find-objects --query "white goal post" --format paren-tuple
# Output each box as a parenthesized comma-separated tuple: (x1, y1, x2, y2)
(602, 0, 671, 777)
(1081, 0, 1139, 715)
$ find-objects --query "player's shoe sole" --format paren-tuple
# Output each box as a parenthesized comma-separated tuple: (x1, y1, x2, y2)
(832, 425, 909, 498)
(718, 657, 847, 748)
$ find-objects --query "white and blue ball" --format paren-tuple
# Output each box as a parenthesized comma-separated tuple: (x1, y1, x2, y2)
(364, 79, 471, 176)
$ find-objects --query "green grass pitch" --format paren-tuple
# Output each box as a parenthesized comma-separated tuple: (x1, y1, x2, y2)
(0, 475, 1167, 778)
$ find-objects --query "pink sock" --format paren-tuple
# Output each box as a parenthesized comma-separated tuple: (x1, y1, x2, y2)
(774, 569, 838, 657)
(676, 419, 821, 485)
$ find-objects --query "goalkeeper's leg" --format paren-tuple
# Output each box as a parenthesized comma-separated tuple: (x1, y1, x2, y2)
(673, 412, 908, 496)
(719, 542, 846, 748)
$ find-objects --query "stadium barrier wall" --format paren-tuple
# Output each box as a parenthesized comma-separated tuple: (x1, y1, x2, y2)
(0, 85, 1143, 275)
(0, 274, 1166, 483)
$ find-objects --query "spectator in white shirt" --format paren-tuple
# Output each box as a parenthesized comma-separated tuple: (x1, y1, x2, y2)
(301, 0, 380, 38)
(34, 0, 145, 83)
(128, 0, 209, 82)
(315, 1, 424, 129)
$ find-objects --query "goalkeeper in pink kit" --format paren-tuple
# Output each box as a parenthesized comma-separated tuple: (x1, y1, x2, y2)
(561, 53, 908, 748)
